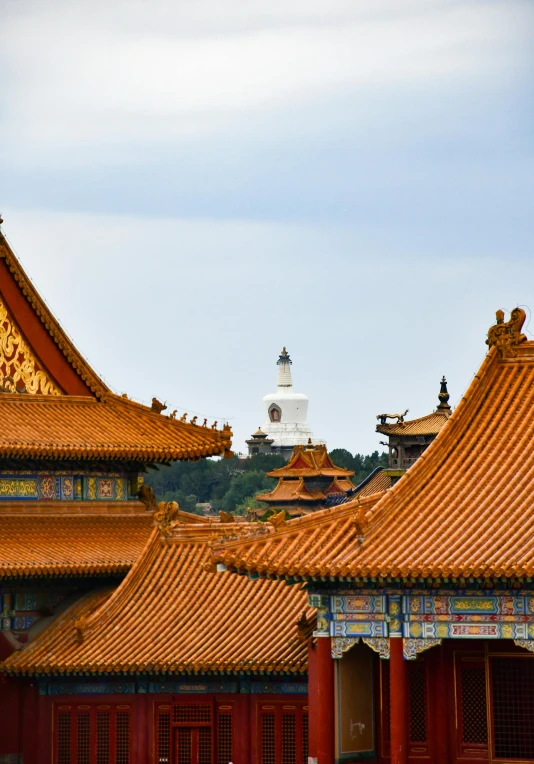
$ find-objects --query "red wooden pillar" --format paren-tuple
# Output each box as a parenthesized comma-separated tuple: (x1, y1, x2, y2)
(434, 643, 450, 764)
(316, 636, 335, 764)
(307, 641, 318, 761)
(390, 638, 407, 764)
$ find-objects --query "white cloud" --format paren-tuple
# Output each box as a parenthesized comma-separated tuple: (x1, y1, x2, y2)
(2, 0, 530, 165)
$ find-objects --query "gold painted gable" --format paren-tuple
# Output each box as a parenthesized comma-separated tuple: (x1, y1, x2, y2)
(0, 299, 62, 395)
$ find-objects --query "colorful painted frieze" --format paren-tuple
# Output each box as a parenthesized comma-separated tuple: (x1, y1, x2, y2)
(0, 473, 130, 501)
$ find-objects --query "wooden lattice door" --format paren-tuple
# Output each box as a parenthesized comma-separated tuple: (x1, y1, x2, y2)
(174, 727, 212, 764)
(258, 702, 308, 764)
(156, 700, 233, 764)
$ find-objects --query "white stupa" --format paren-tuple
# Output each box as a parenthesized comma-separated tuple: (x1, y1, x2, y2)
(257, 348, 318, 458)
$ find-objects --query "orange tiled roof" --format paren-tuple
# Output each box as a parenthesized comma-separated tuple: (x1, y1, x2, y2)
(0, 394, 232, 462)
(214, 316, 534, 582)
(266, 444, 354, 478)
(0, 509, 153, 578)
(257, 477, 355, 503)
(3, 523, 311, 675)
(353, 469, 393, 498)
(376, 411, 450, 437)
(213, 494, 385, 579)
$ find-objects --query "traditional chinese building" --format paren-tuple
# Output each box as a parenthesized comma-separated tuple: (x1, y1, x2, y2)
(0, 225, 311, 764)
(255, 442, 355, 517)
(3, 511, 312, 764)
(376, 377, 452, 474)
(245, 427, 275, 455)
(214, 308, 534, 764)
(248, 348, 322, 458)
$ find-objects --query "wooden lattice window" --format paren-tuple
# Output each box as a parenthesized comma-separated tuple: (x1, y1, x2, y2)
(456, 656, 488, 758)
(53, 703, 131, 764)
(258, 702, 308, 764)
(408, 662, 427, 743)
(156, 707, 171, 764)
(380, 658, 429, 754)
(217, 707, 233, 764)
(174, 704, 212, 723)
(56, 712, 71, 764)
(301, 714, 308, 764)
(491, 656, 534, 761)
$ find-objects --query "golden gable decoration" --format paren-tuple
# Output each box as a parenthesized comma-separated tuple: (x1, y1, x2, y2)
(0, 299, 61, 395)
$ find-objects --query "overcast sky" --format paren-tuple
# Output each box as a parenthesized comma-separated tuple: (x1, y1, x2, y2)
(1, 0, 533, 455)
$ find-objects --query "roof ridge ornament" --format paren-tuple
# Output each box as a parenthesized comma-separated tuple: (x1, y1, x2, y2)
(436, 376, 451, 414)
(154, 500, 180, 538)
(487, 308, 527, 358)
(376, 409, 409, 426)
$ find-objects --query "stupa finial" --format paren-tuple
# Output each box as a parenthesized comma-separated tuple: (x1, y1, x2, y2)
(436, 376, 451, 414)
(276, 346, 293, 388)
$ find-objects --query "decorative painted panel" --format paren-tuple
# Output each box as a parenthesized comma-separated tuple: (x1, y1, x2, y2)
(1, 591, 64, 632)
(0, 298, 62, 395)
(250, 682, 307, 694)
(331, 595, 386, 614)
(46, 681, 136, 695)
(0, 473, 129, 501)
(405, 621, 534, 640)
(332, 621, 387, 638)
(405, 594, 534, 616)
(149, 681, 238, 694)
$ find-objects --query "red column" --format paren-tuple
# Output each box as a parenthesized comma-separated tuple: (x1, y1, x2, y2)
(307, 642, 318, 761)
(316, 636, 335, 764)
(390, 638, 407, 764)
(433, 644, 450, 764)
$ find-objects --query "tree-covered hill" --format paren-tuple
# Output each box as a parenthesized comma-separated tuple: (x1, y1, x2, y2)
(144, 449, 387, 515)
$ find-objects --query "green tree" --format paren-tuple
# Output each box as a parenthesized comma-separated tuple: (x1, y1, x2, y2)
(328, 448, 355, 472)
(233, 494, 268, 516)
(217, 470, 271, 512)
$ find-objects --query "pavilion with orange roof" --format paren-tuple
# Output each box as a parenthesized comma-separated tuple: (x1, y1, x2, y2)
(214, 307, 534, 764)
(255, 442, 356, 517)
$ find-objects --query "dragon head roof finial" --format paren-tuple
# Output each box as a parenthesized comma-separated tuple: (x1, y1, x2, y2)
(487, 308, 527, 358)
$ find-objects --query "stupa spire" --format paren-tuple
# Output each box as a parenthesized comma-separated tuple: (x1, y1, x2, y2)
(276, 347, 293, 389)
(436, 376, 451, 413)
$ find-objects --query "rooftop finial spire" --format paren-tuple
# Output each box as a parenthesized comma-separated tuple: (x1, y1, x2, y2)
(276, 347, 293, 388)
(437, 376, 451, 414)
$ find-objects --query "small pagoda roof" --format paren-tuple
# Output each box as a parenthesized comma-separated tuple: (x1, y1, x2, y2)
(2, 520, 311, 676)
(375, 410, 449, 437)
(376, 376, 452, 437)
(257, 477, 355, 503)
(214, 309, 534, 582)
(266, 443, 354, 478)
(0, 228, 232, 463)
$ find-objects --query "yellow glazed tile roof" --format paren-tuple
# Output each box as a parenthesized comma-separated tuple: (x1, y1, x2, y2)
(0, 512, 153, 578)
(0, 394, 233, 462)
(375, 411, 450, 437)
(266, 444, 354, 478)
(3, 522, 311, 675)
(0, 504, 208, 577)
(214, 310, 534, 582)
